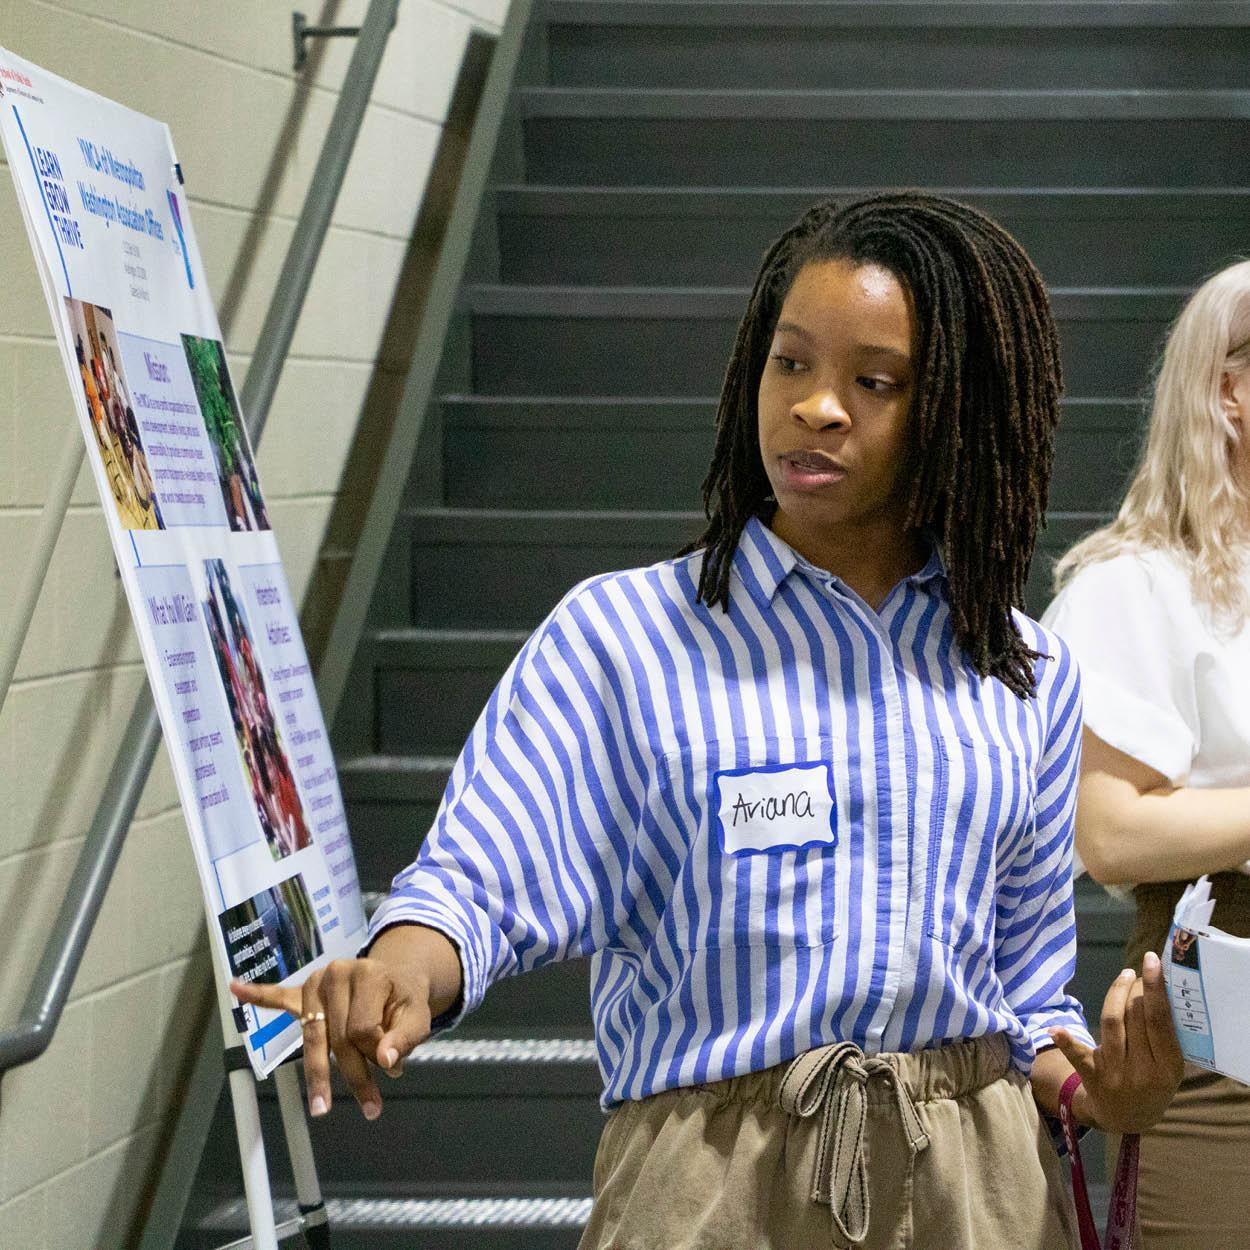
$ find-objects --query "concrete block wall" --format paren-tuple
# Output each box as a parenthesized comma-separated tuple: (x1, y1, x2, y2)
(0, 1, 507, 1245)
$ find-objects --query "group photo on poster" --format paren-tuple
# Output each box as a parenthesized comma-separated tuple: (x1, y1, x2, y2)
(182, 333, 271, 532)
(65, 297, 164, 530)
(203, 558, 312, 861)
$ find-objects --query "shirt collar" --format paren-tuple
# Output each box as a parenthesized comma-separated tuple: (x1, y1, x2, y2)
(731, 514, 947, 607)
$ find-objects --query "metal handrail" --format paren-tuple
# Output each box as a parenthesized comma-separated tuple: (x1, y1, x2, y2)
(0, 0, 400, 1080)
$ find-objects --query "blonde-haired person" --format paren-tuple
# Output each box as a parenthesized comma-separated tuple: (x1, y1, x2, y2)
(1043, 258, 1250, 1249)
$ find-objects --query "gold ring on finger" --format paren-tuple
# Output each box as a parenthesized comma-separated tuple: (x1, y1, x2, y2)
(299, 1010, 326, 1027)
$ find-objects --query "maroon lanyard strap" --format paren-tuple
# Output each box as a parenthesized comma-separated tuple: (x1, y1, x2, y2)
(1057, 1071, 1141, 1250)
(1104, 1131, 1140, 1250)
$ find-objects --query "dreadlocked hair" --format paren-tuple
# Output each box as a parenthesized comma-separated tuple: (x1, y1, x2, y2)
(683, 192, 1063, 700)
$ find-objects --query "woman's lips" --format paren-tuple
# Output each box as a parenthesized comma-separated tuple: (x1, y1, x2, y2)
(777, 451, 847, 491)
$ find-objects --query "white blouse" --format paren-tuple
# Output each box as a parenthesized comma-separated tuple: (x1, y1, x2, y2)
(1042, 547, 1250, 875)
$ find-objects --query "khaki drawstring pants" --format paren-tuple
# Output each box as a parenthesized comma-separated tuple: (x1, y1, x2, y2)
(579, 1033, 1077, 1250)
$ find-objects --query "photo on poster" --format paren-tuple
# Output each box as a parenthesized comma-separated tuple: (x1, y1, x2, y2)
(219, 873, 324, 986)
(181, 333, 271, 531)
(202, 557, 312, 860)
(64, 298, 165, 530)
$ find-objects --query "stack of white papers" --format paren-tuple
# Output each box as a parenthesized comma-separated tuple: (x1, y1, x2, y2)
(1164, 876, 1250, 1084)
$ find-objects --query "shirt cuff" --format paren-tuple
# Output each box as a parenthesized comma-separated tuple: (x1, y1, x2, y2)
(360, 892, 490, 1033)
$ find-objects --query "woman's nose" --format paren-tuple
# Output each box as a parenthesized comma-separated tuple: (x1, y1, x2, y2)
(792, 390, 849, 430)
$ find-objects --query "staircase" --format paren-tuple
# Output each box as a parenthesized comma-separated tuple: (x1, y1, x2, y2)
(178, 3, 1250, 1245)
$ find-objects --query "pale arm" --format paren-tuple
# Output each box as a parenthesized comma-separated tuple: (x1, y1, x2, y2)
(1076, 728, 1250, 886)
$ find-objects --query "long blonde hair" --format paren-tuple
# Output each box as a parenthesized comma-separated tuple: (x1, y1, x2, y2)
(1053, 259, 1250, 627)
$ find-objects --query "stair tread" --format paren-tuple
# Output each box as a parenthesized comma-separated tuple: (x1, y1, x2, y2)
(520, 84, 1250, 120)
(370, 626, 531, 644)
(462, 282, 1190, 317)
(542, 0, 1250, 29)
(493, 182, 1250, 215)
(195, 1192, 594, 1231)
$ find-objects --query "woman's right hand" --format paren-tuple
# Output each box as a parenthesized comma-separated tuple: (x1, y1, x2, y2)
(230, 923, 462, 1120)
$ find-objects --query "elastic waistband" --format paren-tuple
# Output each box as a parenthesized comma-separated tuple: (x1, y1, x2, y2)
(669, 1033, 1013, 1109)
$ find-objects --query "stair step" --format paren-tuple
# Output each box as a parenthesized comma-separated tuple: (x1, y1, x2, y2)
(440, 395, 1141, 513)
(521, 86, 1250, 122)
(463, 284, 1185, 399)
(404, 506, 1110, 627)
(406, 506, 705, 629)
(521, 101, 1249, 188)
(368, 629, 525, 755)
(493, 185, 1250, 288)
(542, 13, 1250, 92)
(342, 755, 452, 889)
(543, 1, 1250, 30)
(186, 1194, 591, 1250)
(342, 753, 459, 802)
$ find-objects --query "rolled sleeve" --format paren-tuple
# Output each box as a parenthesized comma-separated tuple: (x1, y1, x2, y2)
(996, 635, 1096, 1067)
(1042, 554, 1199, 787)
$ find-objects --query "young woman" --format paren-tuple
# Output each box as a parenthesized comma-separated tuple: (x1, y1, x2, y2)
(1043, 259, 1250, 1249)
(236, 194, 1181, 1248)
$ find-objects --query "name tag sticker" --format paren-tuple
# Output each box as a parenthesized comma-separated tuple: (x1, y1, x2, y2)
(713, 761, 836, 855)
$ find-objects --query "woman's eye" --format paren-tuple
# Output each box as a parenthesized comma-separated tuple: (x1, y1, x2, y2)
(858, 376, 896, 393)
(771, 354, 803, 373)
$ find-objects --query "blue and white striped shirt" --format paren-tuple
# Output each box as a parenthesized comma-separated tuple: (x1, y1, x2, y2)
(369, 516, 1094, 1107)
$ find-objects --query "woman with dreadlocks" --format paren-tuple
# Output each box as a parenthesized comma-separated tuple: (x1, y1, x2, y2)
(234, 193, 1181, 1248)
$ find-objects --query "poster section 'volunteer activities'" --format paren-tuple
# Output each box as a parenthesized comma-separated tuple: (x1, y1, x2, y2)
(0, 50, 364, 1075)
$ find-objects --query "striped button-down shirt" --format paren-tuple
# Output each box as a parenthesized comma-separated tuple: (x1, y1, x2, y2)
(369, 516, 1094, 1107)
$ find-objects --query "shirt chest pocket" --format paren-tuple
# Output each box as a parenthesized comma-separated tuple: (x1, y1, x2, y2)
(924, 733, 1036, 949)
(659, 737, 854, 951)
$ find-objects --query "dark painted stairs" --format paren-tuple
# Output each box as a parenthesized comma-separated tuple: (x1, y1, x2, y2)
(181, 3, 1250, 1245)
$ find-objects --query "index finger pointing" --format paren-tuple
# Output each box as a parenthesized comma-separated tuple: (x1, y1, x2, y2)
(230, 978, 303, 1018)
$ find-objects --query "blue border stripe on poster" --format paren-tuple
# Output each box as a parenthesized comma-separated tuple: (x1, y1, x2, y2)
(249, 1011, 296, 1051)
(11, 105, 72, 296)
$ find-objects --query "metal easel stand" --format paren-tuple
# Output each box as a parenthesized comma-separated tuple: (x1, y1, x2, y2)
(211, 962, 330, 1250)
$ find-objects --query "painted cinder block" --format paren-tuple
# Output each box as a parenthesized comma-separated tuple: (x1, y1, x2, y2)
(258, 359, 374, 497)
(0, 1000, 90, 1200)
(4, 338, 97, 509)
(43, 1124, 160, 1250)
(86, 968, 169, 1154)
(9, 666, 147, 852)
(126, 808, 203, 973)
(0, 1188, 47, 1250)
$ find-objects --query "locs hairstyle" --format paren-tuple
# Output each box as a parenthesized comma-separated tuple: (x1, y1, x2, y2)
(686, 193, 1063, 700)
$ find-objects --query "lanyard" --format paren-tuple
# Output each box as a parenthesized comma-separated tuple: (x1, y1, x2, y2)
(1058, 1072, 1140, 1250)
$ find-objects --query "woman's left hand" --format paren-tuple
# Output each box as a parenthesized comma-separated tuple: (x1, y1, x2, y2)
(1049, 950, 1185, 1134)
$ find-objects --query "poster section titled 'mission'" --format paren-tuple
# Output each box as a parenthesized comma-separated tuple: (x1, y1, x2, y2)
(0, 49, 364, 1075)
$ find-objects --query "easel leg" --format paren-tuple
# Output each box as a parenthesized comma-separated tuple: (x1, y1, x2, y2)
(227, 1066, 281, 1250)
(274, 1062, 333, 1249)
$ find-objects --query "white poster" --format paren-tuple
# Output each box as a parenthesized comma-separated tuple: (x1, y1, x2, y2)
(0, 50, 366, 1075)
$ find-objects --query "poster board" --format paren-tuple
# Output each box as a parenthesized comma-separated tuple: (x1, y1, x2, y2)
(0, 50, 366, 1076)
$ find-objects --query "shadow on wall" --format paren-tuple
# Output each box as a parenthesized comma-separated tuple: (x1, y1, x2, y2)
(299, 29, 499, 666)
